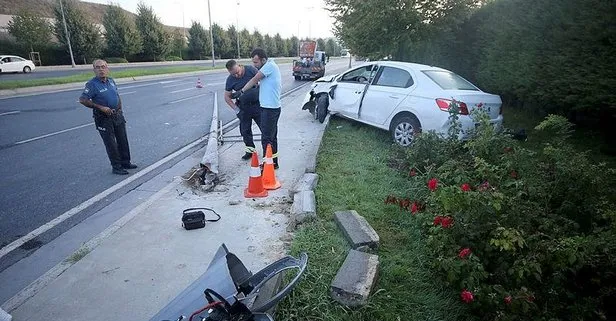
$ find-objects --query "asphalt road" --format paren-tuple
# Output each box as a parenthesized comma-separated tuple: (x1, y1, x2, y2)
(0, 59, 349, 250)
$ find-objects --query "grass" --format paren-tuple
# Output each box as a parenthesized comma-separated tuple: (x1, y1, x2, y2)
(65, 247, 91, 264)
(0, 59, 295, 90)
(276, 117, 470, 321)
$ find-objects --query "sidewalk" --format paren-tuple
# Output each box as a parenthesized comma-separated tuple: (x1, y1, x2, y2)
(3, 87, 326, 320)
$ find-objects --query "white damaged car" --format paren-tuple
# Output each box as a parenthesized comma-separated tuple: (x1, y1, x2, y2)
(301, 61, 503, 146)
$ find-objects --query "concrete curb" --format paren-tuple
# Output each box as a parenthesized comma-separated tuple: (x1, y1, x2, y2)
(305, 114, 331, 173)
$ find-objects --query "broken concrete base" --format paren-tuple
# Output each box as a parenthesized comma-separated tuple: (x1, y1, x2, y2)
(330, 249, 379, 307)
(291, 190, 316, 223)
(289, 173, 319, 197)
(334, 210, 380, 251)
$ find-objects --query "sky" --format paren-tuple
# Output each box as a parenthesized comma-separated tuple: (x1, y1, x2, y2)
(84, 0, 336, 39)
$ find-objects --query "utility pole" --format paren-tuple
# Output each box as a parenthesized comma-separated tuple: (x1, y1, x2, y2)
(59, 0, 76, 67)
(207, 0, 215, 67)
(236, 1, 240, 59)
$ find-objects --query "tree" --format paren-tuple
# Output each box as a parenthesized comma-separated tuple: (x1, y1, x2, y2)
(211, 23, 230, 59)
(263, 34, 277, 56)
(187, 21, 210, 59)
(135, 2, 169, 61)
(7, 10, 53, 54)
(103, 4, 141, 59)
(170, 28, 186, 59)
(325, 38, 336, 56)
(316, 38, 326, 53)
(288, 36, 299, 57)
(239, 28, 253, 57)
(53, 0, 102, 64)
(252, 30, 264, 49)
(227, 25, 240, 58)
(274, 33, 287, 57)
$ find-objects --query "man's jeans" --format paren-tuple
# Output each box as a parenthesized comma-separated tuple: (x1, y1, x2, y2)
(237, 105, 262, 154)
(260, 107, 280, 165)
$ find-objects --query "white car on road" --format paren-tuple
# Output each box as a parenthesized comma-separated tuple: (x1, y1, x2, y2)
(302, 61, 503, 146)
(0, 55, 36, 74)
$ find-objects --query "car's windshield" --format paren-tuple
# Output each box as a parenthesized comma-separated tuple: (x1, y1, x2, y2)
(422, 70, 479, 91)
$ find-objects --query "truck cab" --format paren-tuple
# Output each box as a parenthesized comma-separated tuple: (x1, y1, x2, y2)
(293, 41, 326, 80)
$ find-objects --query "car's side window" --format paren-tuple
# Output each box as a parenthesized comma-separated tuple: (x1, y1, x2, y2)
(373, 66, 414, 88)
(340, 65, 375, 83)
(12, 57, 24, 62)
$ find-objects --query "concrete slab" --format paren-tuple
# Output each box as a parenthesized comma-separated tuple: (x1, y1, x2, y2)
(334, 210, 380, 251)
(330, 249, 379, 307)
(289, 173, 319, 197)
(291, 190, 317, 223)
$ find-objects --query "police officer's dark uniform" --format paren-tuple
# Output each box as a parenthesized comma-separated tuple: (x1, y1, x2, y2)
(225, 64, 263, 159)
(79, 62, 136, 175)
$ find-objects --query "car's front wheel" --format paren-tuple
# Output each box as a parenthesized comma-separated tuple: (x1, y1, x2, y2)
(390, 115, 421, 147)
(23, 66, 31, 73)
(316, 95, 328, 123)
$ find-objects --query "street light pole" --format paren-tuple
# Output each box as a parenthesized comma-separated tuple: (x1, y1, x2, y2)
(59, 0, 76, 67)
(236, 1, 240, 59)
(207, 0, 215, 67)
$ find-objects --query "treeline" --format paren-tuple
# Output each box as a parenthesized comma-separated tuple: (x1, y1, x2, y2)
(3, 0, 343, 65)
(327, 0, 616, 131)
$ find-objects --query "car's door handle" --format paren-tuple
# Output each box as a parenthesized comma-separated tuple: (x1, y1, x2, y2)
(354, 91, 363, 94)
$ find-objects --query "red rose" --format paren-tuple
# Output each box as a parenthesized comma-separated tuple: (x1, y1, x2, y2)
(460, 289, 474, 303)
(428, 178, 438, 191)
(441, 216, 453, 228)
(433, 216, 443, 226)
(409, 168, 417, 177)
(510, 171, 518, 179)
(458, 248, 471, 259)
(461, 183, 471, 192)
(526, 295, 535, 303)
(411, 202, 419, 214)
(476, 103, 483, 108)
(504, 296, 512, 304)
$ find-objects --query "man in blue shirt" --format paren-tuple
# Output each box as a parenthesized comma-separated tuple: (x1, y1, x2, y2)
(224, 59, 262, 160)
(235, 48, 282, 169)
(79, 59, 136, 175)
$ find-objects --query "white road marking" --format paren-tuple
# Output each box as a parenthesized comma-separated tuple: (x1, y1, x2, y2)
(163, 82, 191, 88)
(14, 123, 93, 145)
(120, 91, 137, 95)
(168, 93, 210, 104)
(205, 82, 225, 86)
(0, 128, 212, 260)
(170, 87, 195, 94)
(0, 111, 20, 116)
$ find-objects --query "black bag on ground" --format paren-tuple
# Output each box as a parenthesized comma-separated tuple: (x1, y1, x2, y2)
(182, 207, 220, 230)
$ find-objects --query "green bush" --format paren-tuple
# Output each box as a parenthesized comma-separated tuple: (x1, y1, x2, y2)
(105, 57, 129, 64)
(387, 109, 616, 320)
(165, 56, 183, 61)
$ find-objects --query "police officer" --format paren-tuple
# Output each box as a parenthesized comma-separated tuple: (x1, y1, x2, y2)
(224, 59, 262, 160)
(234, 48, 282, 169)
(79, 59, 137, 175)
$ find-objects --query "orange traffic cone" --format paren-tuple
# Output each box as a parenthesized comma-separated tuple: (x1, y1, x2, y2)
(244, 152, 268, 198)
(262, 144, 281, 190)
(196, 78, 204, 88)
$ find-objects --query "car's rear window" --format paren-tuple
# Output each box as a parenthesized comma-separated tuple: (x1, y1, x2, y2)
(422, 70, 479, 90)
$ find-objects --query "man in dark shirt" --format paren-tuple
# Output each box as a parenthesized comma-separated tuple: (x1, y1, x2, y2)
(224, 59, 262, 160)
(79, 59, 136, 175)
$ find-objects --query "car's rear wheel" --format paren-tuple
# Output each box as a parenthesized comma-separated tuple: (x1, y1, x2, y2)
(390, 115, 421, 147)
(23, 66, 31, 73)
(294, 75, 301, 80)
(316, 95, 328, 123)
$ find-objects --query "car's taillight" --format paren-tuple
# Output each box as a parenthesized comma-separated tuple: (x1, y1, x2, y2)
(436, 98, 468, 115)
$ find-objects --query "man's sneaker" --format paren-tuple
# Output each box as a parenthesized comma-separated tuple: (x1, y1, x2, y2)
(122, 163, 138, 169)
(112, 167, 129, 175)
(241, 152, 252, 160)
